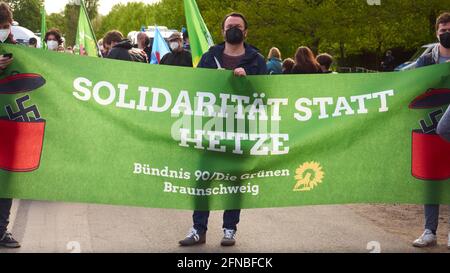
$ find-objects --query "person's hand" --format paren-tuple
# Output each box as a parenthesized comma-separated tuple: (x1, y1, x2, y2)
(234, 67, 247, 77)
(0, 55, 13, 70)
(130, 48, 148, 62)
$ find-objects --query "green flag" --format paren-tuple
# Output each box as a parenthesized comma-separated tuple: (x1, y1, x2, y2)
(75, 0, 99, 57)
(40, 5, 46, 49)
(1, 45, 450, 210)
(184, 0, 214, 67)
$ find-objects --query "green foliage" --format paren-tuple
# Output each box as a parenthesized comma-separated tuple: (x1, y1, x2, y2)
(46, 0, 99, 47)
(97, 2, 157, 40)
(47, 12, 65, 34)
(4, 0, 43, 32)
(6, 0, 450, 67)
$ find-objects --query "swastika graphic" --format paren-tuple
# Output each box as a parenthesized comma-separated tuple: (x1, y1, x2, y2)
(419, 109, 444, 134)
(5, 95, 41, 122)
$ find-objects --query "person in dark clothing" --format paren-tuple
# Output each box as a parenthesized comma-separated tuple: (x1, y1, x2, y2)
(103, 30, 147, 63)
(182, 29, 191, 51)
(178, 12, 267, 248)
(160, 32, 193, 67)
(291, 46, 322, 74)
(0, 1, 21, 249)
(380, 50, 395, 72)
(137, 32, 152, 63)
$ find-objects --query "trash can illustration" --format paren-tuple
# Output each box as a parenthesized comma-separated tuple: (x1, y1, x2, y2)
(0, 73, 46, 172)
(409, 88, 450, 181)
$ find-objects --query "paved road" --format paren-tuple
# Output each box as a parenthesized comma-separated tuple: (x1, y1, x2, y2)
(0, 200, 442, 253)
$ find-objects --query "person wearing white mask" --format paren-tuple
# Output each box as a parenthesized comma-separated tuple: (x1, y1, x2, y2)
(0, 1, 21, 249)
(44, 29, 63, 52)
(160, 32, 193, 67)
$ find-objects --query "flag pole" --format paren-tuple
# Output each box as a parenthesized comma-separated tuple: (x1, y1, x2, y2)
(79, 0, 101, 57)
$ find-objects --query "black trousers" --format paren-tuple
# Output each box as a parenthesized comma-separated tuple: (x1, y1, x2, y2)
(0, 198, 12, 235)
(193, 210, 241, 234)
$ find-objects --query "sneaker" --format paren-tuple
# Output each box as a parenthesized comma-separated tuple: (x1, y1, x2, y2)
(221, 228, 236, 247)
(0, 232, 21, 248)
(413, 229, 437, 248)
(179, 228, 206, 246)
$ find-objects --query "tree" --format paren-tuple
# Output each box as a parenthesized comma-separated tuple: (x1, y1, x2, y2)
(97, 2, 157, 40)
(61, 0, 99, 46)
(94, 0, 450, 68)
(84, 0, 99, 20)
(4, 0, 43, 32)
(47, 12, 66, 36)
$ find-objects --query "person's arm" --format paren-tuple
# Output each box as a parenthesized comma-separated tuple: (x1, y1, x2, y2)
(437, 107, 450, 142)
(415, 55, 427, 68)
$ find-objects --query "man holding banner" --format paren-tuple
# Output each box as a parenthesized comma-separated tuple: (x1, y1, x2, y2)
(0, 1, 20, 249)
(413, 12, 450, 249)
(178, 12, 267, 247)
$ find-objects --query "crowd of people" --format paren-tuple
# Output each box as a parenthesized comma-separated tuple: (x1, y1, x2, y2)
(1, 0, 450, 250)
(12, 15, 338, 75)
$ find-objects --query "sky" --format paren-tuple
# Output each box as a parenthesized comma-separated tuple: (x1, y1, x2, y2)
(44, 0, 161, 15)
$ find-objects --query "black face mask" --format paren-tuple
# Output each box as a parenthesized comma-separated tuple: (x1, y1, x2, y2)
(439, 32, 450, 49)
(225, 27, 244, 45)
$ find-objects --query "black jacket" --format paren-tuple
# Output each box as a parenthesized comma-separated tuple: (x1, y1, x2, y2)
(106, 39, 147, 63)
(160, 49, 193, 67)
(143, 46, 152, 63)
(198, 42, 267, 75)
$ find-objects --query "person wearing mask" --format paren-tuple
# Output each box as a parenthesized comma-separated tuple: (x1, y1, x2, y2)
(0, 1, 21, 249)
(28, 37, 37, 48)
(266, 47, 282, 74)
(282, 58, 295, 74)
(103, 30, 147, 63)
(178, 12, 267, 248)
(160, 32, 193, 67)
(44, 29, 63, 52)
(412, 12, 450, 250)
(291, 46, 322, 74)
(182, 29, 191, 51)
(137, 32, 152, 63)
(316, 53, 336, 74)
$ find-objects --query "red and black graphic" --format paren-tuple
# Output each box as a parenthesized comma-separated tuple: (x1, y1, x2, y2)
(409, 88, 450, 181)
(0, 73, 46, 172)
(0, 73, 46, 94)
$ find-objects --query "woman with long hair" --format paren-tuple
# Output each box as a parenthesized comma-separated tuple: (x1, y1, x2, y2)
(291, 46, 322, 74)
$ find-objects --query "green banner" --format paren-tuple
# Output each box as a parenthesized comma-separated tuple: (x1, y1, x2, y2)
(75, 0, 99, 57)
(0, 44, 449, 211)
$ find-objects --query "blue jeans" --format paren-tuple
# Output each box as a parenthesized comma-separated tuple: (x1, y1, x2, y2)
(193, 210, 241, 234)
(0, 198, 12, 235)
(424, 204, 450, 233)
